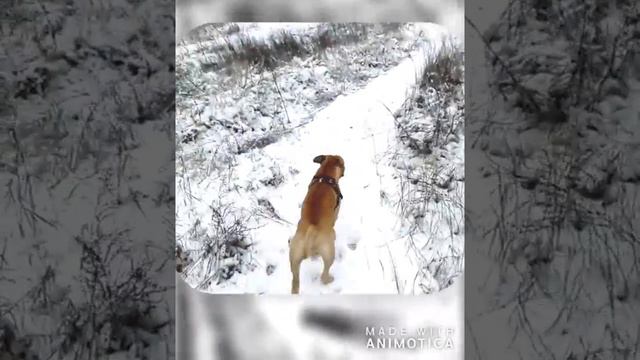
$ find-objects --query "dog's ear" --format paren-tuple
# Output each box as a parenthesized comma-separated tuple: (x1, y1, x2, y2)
(337, 156, 345, 176)
(313, 155, 326, 164)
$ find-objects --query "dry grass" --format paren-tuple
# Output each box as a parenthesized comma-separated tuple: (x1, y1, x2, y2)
(468, 0, 640, 357)
(390, 38, 465, 293)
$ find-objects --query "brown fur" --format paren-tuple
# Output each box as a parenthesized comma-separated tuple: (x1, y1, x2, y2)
(289, 154, 345, 294)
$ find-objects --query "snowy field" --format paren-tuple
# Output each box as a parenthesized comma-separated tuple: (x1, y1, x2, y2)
(467, 0, 640, 359)
(0, 1, 174, 359)
(176, 23, 464, 294)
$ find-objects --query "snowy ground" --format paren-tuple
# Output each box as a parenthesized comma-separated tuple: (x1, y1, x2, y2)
(0, 1, 174, 359)
(467, 0, 640, 358)
(176, 23, 464, 294)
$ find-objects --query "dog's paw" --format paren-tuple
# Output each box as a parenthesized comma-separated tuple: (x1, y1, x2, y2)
(321, 273, 334, 285)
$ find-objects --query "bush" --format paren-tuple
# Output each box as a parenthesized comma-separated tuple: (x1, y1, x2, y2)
(397, 40, 464, 156)
(191, 23, 374, 75)
(392, 39, 465, 292)
(177, 199, 255, 289)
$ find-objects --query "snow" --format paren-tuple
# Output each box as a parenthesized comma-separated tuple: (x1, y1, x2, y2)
(0, 1, 174, 359)
(467, 0, 640, 358)
(178, 23, 317, 58)
(216, 47, 441, 295)
(176, 23, 463, 295)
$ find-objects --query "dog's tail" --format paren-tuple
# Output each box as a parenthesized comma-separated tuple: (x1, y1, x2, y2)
(304, 225, 320, 258)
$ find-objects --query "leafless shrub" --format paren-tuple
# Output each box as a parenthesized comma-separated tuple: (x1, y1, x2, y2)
(177, 198, 257, 290)
(258, 166, 285, 188)
(469, 0, 640, 357)
(193, 23, 374, 75)
(0, 213, 171, 359)
(61, 221, 170, 359)
(396, 39, 464, 156)
(1, 0, 174, 358)
(391, 39, 465, 293)
(176, 60, 207, 102)
(483, 0, 639, 119)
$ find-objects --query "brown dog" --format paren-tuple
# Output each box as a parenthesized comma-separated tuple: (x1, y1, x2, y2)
(289, 154, 345, 294)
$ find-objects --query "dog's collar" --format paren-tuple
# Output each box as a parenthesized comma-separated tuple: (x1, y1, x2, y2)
(310, 175, 343, 209)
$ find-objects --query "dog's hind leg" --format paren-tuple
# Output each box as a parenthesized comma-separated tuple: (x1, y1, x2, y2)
(319, 231, 336, 285)
(289, 241, 304, 294)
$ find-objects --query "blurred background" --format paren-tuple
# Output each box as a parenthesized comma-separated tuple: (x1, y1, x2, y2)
(177, 274, 463, 360)
(175, 0, 464, 42)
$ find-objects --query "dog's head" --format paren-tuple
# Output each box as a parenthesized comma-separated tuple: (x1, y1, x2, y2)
(313, 155, 345, 178)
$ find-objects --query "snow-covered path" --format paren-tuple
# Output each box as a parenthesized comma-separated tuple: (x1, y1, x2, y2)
(191, 24, 456, 294)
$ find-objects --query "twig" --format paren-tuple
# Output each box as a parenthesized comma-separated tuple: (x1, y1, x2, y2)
(465, 16, 541, 112)
(271, 71, 290, 129)
(385, 242, 401, 294)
